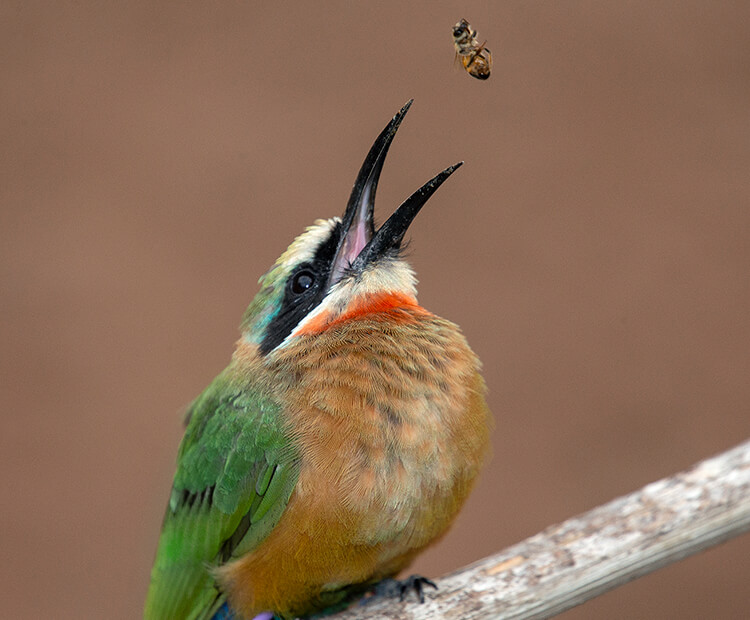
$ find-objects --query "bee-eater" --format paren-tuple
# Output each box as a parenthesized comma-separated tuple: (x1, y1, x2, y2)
(145, 101, 491, 620)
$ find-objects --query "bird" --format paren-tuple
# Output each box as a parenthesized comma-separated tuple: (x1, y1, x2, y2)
(144, 100, 491, 620)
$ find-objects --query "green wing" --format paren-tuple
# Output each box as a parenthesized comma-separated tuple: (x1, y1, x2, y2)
(145, 370, 299, 620)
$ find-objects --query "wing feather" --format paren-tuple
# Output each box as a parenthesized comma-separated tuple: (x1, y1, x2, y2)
(145, 371, 299, 619)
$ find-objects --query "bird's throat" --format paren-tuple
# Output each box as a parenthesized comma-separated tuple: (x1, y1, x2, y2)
(292, 290, 428, 338)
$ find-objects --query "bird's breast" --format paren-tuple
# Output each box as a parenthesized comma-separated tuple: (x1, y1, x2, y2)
(271, 307, 490, 547)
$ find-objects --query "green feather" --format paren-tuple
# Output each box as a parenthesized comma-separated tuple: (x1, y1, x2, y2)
(145, 370, 299, 620)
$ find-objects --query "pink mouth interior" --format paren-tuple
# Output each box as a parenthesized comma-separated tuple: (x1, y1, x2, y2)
(331, 219, 369, 283)
(331, 188, 372, 284)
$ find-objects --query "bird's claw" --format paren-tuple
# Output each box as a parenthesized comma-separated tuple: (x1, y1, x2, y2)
(368, 574, 438, 604)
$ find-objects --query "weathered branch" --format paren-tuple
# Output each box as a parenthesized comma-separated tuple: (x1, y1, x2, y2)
(334, 439, 750, 619)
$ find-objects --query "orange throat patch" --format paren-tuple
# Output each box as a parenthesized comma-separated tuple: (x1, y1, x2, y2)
(293, 291, 429, 337)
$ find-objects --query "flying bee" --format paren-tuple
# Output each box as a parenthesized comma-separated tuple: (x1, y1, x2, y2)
(452, 18, 492, 80)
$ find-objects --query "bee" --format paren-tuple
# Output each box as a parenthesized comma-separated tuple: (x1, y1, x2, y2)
(452, 18, 492, 80)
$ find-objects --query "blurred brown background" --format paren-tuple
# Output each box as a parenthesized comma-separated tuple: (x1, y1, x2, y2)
(2, 1, 749, 618)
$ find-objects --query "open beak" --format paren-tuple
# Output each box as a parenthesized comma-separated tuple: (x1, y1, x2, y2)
(329, 100, 463, 285)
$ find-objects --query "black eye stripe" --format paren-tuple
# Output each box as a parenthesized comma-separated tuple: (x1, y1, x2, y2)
(258, 223, 343, 355)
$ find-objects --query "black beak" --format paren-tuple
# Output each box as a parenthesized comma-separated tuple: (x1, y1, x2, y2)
(349, 161, 462, 272)
(330, 100, 462, 283)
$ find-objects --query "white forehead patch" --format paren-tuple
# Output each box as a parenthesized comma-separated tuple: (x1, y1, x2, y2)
(276, 217, 339, 269)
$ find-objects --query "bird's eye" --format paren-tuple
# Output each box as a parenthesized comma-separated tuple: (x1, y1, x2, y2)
(291, 270, 315, 295)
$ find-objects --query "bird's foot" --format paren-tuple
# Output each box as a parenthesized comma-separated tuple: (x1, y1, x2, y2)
(366, 574, 438, 604)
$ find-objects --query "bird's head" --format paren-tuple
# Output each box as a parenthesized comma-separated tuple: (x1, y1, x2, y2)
(241, 101, 462, 355)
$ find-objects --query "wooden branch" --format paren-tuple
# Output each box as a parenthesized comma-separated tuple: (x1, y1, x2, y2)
(333, 439, 750, 619)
